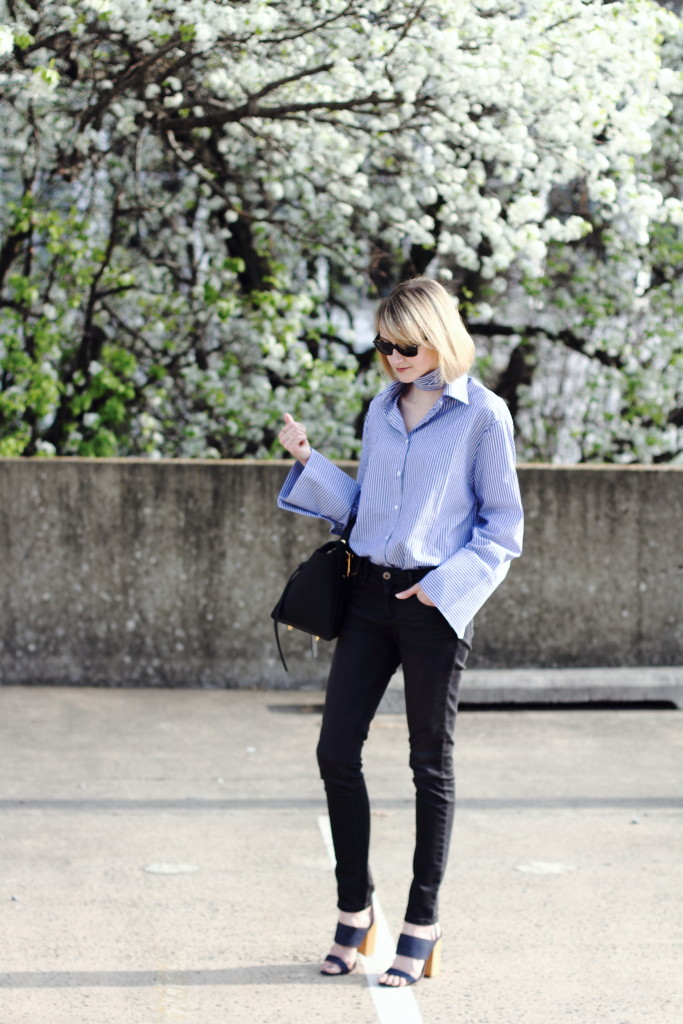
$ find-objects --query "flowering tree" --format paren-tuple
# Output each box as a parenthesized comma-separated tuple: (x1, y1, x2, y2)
(0, 0, 681, 461)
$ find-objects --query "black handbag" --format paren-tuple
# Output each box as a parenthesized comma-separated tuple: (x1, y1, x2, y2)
(271, 517, 357, 671)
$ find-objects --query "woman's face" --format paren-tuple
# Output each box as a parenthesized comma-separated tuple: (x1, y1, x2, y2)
(380, 333, 440, 384)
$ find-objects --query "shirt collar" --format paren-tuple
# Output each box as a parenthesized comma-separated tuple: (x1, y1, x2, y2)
(444, 374, 469, 404)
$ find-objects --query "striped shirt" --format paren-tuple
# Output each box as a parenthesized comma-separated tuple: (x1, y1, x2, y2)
(277, 374, 524, 636)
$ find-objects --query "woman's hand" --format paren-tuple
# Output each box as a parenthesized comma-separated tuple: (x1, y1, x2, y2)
(279, 412, 312, 465)
(395, 583, 436, 607)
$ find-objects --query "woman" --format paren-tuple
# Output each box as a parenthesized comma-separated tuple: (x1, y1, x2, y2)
(277, 277, 523, 987)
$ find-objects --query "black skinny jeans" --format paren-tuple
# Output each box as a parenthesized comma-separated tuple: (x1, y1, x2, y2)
(316, 559, 472, 926)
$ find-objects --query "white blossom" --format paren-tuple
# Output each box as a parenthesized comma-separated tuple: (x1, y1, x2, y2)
(0, 0, 680, 463)
(0, 24, 12, 55)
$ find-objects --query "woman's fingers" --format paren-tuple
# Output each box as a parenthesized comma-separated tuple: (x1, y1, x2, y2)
(279, 413, 305, 446)
(279, 412, 311, 464)
(395, 584, 436, 607)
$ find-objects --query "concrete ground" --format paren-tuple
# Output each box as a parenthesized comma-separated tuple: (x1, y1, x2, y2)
(0, 684, 681, 1024)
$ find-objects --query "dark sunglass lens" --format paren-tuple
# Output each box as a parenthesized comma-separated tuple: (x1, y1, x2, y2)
(373, 335, 419, 357)
(397, 343, 419, 357)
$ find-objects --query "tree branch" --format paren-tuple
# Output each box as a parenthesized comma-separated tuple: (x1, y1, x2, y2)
(78, 35, 185, 131)
(244, 61, 336, 104)
(384, 0, 429, 58)
(161, 90, 399, 131)
(0, 228, 29, 290)
(259, 2, 359, 44)
(469, 321, 625, 370)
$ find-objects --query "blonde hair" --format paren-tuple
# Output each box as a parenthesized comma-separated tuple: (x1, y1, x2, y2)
(374, 277, 475, 383)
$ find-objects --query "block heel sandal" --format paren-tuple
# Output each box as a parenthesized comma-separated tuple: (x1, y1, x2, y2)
(320, 908, 377, 976)
(379, 929, 442, 987)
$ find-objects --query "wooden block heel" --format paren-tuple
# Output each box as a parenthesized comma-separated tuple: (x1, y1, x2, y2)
(357, 918, 377, 956)
(423, 935, 442, 978)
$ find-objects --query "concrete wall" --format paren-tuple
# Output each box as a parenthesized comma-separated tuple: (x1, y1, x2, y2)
(0, 458, 681, 687)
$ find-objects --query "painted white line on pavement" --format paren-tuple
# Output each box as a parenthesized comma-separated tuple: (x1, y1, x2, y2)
(317, 815, 424, 1024)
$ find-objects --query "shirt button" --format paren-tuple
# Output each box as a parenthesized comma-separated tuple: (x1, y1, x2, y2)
(396, 471, 401, 477)
(394, 505, 399, 510)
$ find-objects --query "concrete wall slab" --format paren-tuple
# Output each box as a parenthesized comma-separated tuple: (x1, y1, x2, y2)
(0, 459, 681, 686)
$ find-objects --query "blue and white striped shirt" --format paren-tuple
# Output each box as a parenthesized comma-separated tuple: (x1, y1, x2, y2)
(277, 375, 524, 636)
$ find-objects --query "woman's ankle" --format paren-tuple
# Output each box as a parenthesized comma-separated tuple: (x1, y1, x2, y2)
(401, 919, 439, 939)
(338, 905, 372, 928)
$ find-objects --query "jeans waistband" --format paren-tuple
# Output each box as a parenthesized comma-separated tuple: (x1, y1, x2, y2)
(357, 558, 434, 586)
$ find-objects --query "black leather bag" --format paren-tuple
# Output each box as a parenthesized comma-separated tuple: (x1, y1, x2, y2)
(271, 518, 356, 671)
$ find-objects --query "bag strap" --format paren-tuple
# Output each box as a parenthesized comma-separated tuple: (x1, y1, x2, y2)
(340, 513, 356, 544)
(274, 620, 288, 673)
(272, 576, 292, 673)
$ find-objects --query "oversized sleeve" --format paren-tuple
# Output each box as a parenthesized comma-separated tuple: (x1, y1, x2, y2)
(277, 448, 360, 534)
(418, 411, 524, 637)
(277, 410, 371, 533)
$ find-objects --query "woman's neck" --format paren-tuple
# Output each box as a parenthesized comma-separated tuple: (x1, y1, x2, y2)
(399, 383, 443, 431)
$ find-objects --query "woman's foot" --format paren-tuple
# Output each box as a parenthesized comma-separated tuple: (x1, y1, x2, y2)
(320, 906, 374, 975)
(378, 921, 441, 987)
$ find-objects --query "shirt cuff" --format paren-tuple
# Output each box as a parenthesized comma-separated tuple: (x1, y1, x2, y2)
(277, 449, 359, 532)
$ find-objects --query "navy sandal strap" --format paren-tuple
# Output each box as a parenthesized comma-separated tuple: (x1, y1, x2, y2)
(382, 967, 418, 984)
(396, 932, 438, 960)
(321, 954, 354, 975)
(334, 921, 369, 948)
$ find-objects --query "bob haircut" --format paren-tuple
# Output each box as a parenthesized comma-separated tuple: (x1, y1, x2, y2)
(374, 277, 475, 384)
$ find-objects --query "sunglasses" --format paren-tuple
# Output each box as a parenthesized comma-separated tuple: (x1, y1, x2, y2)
(373, 334, 420, 358)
